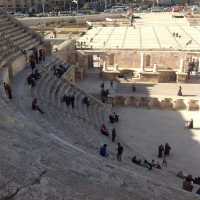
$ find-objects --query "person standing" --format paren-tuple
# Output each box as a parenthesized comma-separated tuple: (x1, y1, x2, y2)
(158, 144, 164, 158)
(164, 143, 171, 156)
(70, 94, 75, 109)
(110, 80, 113, 88)
(3, 82, 12, 99)
(117, 143, 124, 161)
(112, 128, 116, 142)
(177, 86, 182, 96)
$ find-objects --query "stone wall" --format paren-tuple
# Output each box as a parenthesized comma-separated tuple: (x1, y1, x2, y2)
(112, 50, 187, 70)
(110, 95, 200, 111)
(54, 40, 77, 65)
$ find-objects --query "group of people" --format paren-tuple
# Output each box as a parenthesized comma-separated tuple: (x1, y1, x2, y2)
(62, 93, 75, 108)
(158, 143, 171, 167)
(172, 32, 181, 38)
(100, 142, 124, 162)
(52, 64, 69, 78)
(99, 110, 124, 161)
(177, 171, 200, 194)
(158, 143, 171, 158)
(132, 156, 162, 170)
(29, 48, 46, 72)
(27, 69, 41, 88)
(109, 112, 119, 123)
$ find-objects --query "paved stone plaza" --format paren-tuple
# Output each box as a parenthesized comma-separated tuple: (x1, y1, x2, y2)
(78, 13, 200, 50)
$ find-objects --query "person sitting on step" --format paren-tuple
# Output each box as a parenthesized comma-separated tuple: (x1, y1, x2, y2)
(100, 124, 109, 136)
(32, 98, 44, 114)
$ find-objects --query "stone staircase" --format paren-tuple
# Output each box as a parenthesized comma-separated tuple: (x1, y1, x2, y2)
(0, 8, 48, 68)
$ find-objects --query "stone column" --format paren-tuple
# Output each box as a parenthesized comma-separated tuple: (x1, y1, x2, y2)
(179, 58, 184, 73)
(140, 52, 144, 72)
(198, 58, 200, 72)
(153, 64, 157, 72)
(103, 61, 106, 71)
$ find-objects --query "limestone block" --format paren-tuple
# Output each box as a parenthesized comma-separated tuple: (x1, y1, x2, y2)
(135, 97, 142, 107)
(148, 98, 160, 109)
(188, 100, 199, 111)
(139, 97, 150, 108)
(160, 98, 173, 110)
(173, 99, 186, 110)
(124, 96, 137, 106)
(112, 96, 125, 106)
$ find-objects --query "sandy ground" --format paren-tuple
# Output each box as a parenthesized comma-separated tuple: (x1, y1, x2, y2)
(113, 107, 200, 177)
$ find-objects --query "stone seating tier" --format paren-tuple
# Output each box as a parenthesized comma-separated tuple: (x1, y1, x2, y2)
(0, 10, 47, 68)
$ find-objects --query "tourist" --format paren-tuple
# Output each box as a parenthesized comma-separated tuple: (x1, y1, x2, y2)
(100, 82, 104, 89)
(177, 86, 182, 96)
(110, 80, 113, 88)
(65, 95, 71, 107)
(32, 98, 44, 114)
(70, 94, 75, 109)
(132, 156, 142, 165)
(100, 124, 109, 136)
(109, 114, 115, 123)
(182, 175, 194, 192)
(185, 119, 193, 129)
(164, 143, 171, 156)
(30, 56, 36, 72)
(117, 142, 124, 161)
(100, 144, 108, 157)
(27, 74, 36, 88)
(132, 85, 136, 92)
(3, 82, 12, 99)
(82, 96, 90, 108)
(32, 69, 41, 80)
(113, 112, 119, 122)
(151, 160, 162, 169)
(194, 177, 200, 185)
(177, 171, 186, 179)
(155, 161, 162, 169)
(158, 144, 164, 158)
(143, 160, 153, 170)
(112, 128, 116, 142)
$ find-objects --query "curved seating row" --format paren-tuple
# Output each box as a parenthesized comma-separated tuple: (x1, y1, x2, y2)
(0, 9, 46, 68)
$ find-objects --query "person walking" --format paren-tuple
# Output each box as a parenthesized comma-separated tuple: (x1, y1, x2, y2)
(117, 143, 124, 161)
(177, 86, 182, 96)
